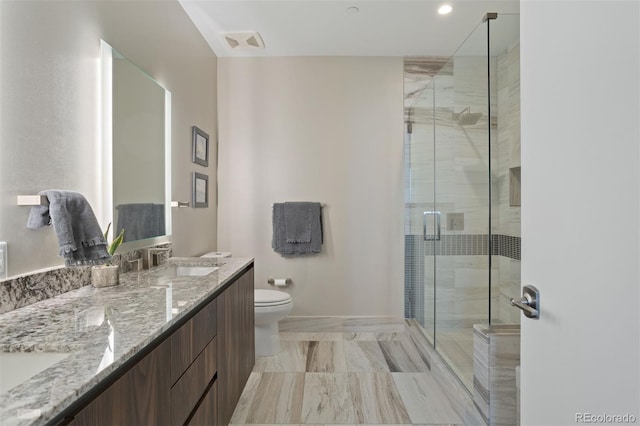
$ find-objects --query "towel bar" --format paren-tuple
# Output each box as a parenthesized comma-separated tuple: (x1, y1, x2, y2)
(17, 195, 49, 206)
(171, 201, 190, 208)
(272, 203, 325, 207)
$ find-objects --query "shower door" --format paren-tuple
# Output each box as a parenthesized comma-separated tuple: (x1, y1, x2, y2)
(404, 80, 436, 345)
(405, 18, 492, 392)
(434, 25, 491, 390)
(405, 14, 521, 393)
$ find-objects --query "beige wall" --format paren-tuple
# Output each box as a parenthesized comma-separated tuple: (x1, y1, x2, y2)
(218, 57, 404, 317)
(0, 1, 217, 277)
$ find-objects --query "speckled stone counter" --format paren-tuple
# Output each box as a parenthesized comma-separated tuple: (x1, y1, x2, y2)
(0, 257, 253, 426)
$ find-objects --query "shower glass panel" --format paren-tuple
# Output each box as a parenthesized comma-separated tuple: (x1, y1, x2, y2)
(404, 13, 520, 393)
(489, 14, 521, 326)
(404, 80, 436, 344)
(434, 19, 490, 391)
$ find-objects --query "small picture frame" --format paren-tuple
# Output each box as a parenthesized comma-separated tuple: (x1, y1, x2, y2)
(192, 126, 209, 167)
(192, 172, 209, 208)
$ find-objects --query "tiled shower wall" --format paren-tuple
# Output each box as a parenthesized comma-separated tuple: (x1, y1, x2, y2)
(404, 43, 521, 325)
(493, 42, 521, 324)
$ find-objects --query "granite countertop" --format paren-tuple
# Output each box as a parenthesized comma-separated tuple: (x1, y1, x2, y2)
(0, 257, 254, 426)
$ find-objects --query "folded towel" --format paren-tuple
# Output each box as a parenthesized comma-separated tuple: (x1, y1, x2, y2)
(272, 202, 323, 255)
(115, 203, 165, 242)
(284, 202, 312, 243)
(26, 190, 110, 266)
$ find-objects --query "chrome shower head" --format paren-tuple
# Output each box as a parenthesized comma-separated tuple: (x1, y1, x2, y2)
(453, 107, 482, 126)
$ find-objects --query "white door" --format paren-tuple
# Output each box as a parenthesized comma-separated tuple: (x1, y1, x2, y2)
(520, 1, 639, 425)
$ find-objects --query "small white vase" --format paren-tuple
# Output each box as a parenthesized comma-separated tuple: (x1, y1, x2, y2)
(91, 265, 119, 288)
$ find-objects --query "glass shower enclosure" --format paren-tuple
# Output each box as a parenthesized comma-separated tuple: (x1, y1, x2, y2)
(404, 13, 521, 391)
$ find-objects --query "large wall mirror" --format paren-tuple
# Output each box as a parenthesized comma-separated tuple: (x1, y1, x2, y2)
(101, 41, 171, 251)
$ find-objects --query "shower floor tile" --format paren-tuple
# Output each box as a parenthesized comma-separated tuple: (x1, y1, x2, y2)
(435, 328, 474, 391)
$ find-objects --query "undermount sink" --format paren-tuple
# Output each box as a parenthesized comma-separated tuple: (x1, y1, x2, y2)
(174, 265, 219, 277)
(0, 352, 71, 394)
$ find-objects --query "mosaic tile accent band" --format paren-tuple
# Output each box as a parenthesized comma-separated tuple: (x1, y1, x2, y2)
(493, 234, 521, 260)
(410, 234, 521, 260)
(404, 234, 521, 319)
(404, 237, 425, 320)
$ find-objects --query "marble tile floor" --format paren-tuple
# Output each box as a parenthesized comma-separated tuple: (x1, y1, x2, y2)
(435, 329, 474, 392)
(231, 330, 463, 425)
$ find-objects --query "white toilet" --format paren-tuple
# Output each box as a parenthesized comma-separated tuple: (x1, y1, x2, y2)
(200, 251, 232, 260)
(200, 253, 293, 357)
(254, 289, 293, 357)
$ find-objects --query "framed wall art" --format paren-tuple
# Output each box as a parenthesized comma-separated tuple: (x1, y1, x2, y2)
(192, 126, 209, 167)
(192, 172, 208, 208)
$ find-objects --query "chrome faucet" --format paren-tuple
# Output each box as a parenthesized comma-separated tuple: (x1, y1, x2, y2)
(141, 247, 170, 269)
(125, 258, 142, 272)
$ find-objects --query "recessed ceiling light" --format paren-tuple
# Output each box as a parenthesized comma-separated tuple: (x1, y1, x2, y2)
(438, 4, 453, 15)
(346, 6, 359, 15)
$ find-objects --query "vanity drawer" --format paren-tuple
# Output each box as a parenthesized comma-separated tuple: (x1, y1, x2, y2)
(170, 336, 217, 426)
(187, 379, 217, 425)
(70, 339, 171, 425)
(170, 298, 217, 384)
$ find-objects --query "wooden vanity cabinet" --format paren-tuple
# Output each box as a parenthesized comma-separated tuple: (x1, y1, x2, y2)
(187, 380, 217, 425)
(67, 265, 254, 426)
(169, 307, 218, 426)
(170, 337, 217, 425)
(216, 267, 255, 425)
(170, 296, 217, 385)
(70, 339, 171, 425)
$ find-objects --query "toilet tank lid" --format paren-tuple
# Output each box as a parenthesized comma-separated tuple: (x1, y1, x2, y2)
(255, 289, 291, 304)
(200, 252, 232, 258)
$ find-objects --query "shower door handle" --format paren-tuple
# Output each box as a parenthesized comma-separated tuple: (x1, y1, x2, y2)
(423, 211, 441, 241)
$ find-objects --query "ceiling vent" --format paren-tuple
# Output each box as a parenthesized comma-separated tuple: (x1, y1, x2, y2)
(223, 32, 265, 49)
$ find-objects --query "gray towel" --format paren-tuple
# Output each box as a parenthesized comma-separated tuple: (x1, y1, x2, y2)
(26, 190, 110, 266)
(284, 202, 312, 243)
(272, 202, 323, 255)
(115, 203, 165, 242)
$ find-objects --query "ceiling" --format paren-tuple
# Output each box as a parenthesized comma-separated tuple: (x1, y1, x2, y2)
(179, 0, 520, 58)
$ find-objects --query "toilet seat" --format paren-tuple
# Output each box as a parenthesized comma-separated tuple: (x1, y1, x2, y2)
(255, 289, 292, 307)
(253, 289, 293, 356)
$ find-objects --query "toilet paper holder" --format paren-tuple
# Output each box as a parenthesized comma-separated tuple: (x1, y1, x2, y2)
(268, 278, 292, 286)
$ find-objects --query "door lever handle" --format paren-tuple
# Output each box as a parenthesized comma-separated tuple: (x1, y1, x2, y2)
(511, 285, 540, 319)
